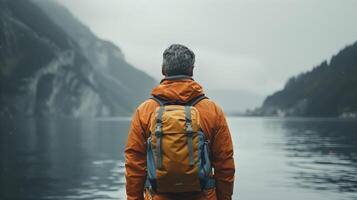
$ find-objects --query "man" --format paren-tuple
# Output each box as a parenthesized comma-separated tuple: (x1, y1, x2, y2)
(125, 44, 235, 200)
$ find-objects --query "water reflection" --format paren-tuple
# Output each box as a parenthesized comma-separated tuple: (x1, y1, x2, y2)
(281, 119, 357, 195)
(0, 117, 129, 200)
(2, 117, 357, 200)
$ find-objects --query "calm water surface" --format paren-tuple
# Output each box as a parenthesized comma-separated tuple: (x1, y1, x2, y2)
(1, 117, 357, 200)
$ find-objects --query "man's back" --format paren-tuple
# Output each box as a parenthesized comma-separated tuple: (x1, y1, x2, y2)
(125, 77, 235, 200)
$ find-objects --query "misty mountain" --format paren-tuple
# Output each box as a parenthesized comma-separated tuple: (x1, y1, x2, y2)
(254, 41, 357, 117)
(33, 0, 155, 108)
(206, 89, 263, 114)
(0, 0, 155, 117)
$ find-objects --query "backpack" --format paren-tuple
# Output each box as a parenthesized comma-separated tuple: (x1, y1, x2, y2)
(146, 95, 215, 194)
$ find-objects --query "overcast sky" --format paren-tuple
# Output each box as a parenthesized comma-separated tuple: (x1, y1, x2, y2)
(58, 0, 357, 96)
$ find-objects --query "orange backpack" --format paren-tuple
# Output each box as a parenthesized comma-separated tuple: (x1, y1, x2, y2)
(146, 95, 215, 194)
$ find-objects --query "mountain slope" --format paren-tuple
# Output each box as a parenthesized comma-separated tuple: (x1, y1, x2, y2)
(33, 0, 156, 108)
(257, 42, 357, 117)
(0, 0, 155, 117)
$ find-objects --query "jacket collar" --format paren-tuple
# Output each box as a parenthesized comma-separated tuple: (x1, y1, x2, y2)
(152, 76, 204, 103)
(160, 75, 193, 83)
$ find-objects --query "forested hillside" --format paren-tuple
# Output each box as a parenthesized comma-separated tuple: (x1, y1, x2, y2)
(256, 42, 357, 117)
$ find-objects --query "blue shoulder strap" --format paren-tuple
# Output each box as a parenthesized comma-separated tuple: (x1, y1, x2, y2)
(150, 95, 208, 106)
(188, 95, 208, 106)
(150, 96, 167, 106)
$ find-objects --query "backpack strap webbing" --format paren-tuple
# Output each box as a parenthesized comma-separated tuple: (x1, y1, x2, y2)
(150, 96, 166, 106)
(185, 105, 195, 166)
(188, 95, 208, 106)
(155, 105, 165, 169)
(150, 95, 208, 106)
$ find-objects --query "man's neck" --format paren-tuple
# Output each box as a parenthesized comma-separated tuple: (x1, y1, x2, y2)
(162, 75, 193, 81)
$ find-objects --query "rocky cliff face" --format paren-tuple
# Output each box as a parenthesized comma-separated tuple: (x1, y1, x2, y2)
(34, 0, 156, 114)
(0, 0, 155, 117)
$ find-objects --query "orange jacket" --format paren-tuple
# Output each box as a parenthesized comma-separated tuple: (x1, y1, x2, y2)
(125, 77, 235, 200)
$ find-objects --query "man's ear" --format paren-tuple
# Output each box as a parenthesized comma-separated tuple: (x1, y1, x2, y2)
(162, 66, 167, 77)
(188, 66, 194, 76)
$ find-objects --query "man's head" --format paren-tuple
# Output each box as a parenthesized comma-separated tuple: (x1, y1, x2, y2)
(162, 44, 195, 77)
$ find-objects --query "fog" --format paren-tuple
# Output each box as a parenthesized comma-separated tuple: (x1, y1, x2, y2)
(2, 2, 357, 199)
(56, 0, 357, 110)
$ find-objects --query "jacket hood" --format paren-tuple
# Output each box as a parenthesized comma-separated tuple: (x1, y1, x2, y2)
(151, 76, 205, 103)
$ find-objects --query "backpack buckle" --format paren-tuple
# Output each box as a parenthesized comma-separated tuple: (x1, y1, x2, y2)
(155, 123, 162, 136)
(155, 131, 162, 137)
(186, 123, 193, 136)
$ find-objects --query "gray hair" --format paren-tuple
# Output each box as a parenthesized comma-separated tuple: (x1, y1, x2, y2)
(162, 44, 195, 76)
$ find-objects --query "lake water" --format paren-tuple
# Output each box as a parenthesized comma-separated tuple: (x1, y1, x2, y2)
(1, 117, 357, 200)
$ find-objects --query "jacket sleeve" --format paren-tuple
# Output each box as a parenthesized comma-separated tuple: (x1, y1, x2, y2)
(210, 107, 235, 200)
(125, 109, 147, 200)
